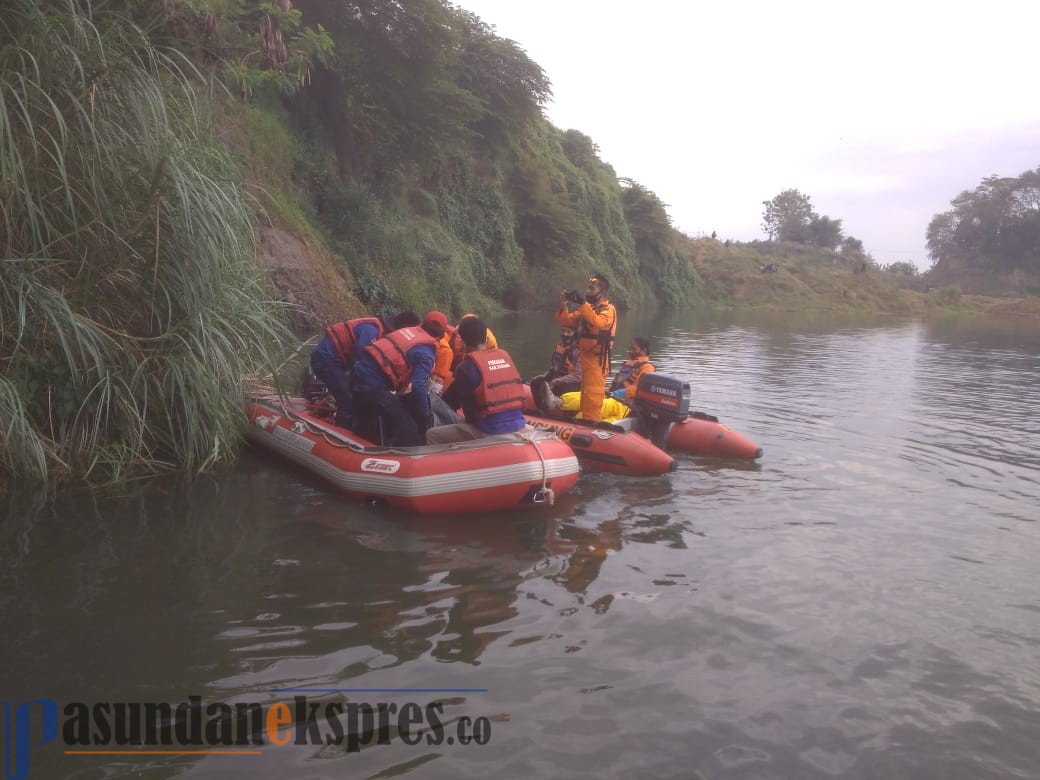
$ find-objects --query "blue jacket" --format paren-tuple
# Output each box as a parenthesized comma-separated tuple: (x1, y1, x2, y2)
(443, 360, 526, 435)
(312, 321, 382, 368)
(352, 343, 436, 419)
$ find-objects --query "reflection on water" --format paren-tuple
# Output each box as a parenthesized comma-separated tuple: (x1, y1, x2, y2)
(2, 312, 1040, 779)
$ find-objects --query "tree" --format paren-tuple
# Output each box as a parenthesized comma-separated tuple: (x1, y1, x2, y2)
(805, 215, 843, 249)
(925, 212, 956, 264)
(925, 167, 1040, 271)
(761, 189, 817, 242)
(842, 236, 864, 254)
(883, 261, 919, 276)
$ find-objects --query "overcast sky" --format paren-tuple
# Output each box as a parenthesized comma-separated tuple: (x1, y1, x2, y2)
(454, 0, 1040, 269)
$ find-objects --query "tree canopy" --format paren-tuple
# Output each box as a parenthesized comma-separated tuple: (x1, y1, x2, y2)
(761, 189, 854, 253)
(926, 168, 1040, 272)
(761, 189, 817, 242)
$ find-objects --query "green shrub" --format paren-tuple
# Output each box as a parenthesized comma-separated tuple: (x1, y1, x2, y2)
(0, 1, 292, 482)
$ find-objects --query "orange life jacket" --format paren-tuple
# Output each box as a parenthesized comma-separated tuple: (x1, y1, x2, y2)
(465, 348, 524, 421)
(363, 327, 439, 392)
(578, 300, 617, 366)
(433, 326, 462, 387)
(610, 356, 655, 395)
(325, 317, 384, 366)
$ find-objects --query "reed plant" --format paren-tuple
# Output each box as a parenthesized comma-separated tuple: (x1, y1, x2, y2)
(0, 0, 293, 483)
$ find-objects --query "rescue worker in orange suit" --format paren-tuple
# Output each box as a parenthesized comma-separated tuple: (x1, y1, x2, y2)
(310, 310, 420, 429)
(431, 313, 499, 395)
(426, 316, 526, 444)
(350, 311, 445, 446)
(553, 274, 617, 422)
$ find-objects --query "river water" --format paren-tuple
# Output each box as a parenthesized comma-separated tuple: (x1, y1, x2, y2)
(2, 311, 1039, 779)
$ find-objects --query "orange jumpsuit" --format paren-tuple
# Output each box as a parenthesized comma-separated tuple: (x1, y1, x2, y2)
(556, 299, 617, 422)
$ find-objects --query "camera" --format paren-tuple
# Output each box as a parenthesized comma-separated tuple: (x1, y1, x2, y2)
(564, 289, 583, 304)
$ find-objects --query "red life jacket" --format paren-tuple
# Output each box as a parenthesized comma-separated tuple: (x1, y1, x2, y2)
(325, 317, 384, 366)
(363, 327, 439, 391)
(465, 348, 524, 421)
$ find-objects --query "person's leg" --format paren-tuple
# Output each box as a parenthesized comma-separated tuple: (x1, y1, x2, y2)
(425, 423, 486, 444)
(350, 388, 382, 442)
(578, 351, 605, 422)
(599, 397, 631, 423)
(311, 355, 354, 427)
(559, 392, 581, 412)
(429, 391, 461, 426)
(377, 391, 421, 446)
(549, 370, 582, 396)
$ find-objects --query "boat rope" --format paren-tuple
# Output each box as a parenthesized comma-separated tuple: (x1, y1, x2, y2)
(518, 432, 555, 505)
(275, 398, 368, 451)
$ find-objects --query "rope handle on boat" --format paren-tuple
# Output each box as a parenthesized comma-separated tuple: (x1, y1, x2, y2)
(519, 432, 555, 506)
(276, 398, 370, 452)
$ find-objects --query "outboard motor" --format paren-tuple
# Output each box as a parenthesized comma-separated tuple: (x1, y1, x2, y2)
(299, 365, 329, 403)
(631, 373, 691, 449)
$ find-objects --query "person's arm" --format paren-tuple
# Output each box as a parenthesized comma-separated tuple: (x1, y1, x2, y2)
(443, 362, 479, 423)
(352, 322, 381, 357)
(556, 307, 581, 327)
(556, 291, 582, 327)
(548, 345, 566, 378)
(441, 365, 467, 411)
(409, 345, 435, 420)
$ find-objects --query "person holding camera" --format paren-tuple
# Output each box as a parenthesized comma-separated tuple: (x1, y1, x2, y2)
(553, 274, 617, 422)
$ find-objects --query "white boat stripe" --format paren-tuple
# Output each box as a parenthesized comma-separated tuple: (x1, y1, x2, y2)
(247, 429, 579, 498)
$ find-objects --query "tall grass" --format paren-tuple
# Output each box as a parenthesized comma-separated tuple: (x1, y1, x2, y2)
(0, 0, 293, 483)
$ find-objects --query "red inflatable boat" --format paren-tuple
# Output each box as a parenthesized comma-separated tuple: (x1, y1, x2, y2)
(521, 412, 676, 476)
(246, 395, 580, 514)
(523, 373, 762, 461)
(662, 413, 763, 460)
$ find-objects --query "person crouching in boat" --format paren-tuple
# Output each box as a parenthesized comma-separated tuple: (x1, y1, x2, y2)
(535, 337, 655, 423)
(426, 316, 526, 444)
(529, 325, 582, 397)
(310, 310, 421, 429)
(351, 311, 446, 446)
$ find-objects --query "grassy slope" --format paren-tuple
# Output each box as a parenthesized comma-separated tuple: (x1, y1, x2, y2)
(210, 81, 1033, 325)
(684, 238, 1010, 315)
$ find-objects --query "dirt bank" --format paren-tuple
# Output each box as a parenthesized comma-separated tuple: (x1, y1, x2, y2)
(258, 225, 367, 335)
